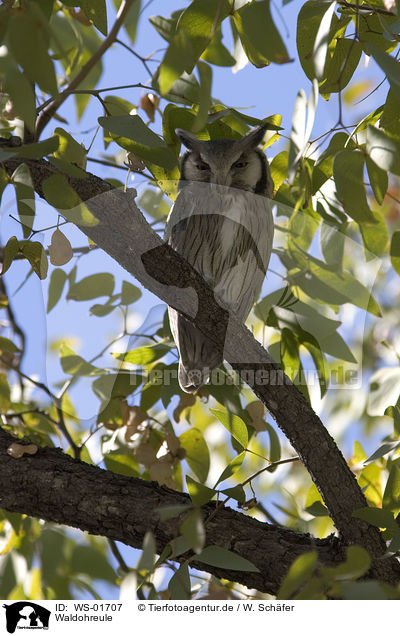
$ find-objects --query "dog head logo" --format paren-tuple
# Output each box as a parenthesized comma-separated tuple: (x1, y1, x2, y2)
(3, 602, 50, 633)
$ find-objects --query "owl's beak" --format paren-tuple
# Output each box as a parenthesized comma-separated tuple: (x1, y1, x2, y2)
(211, 172, 232, 187)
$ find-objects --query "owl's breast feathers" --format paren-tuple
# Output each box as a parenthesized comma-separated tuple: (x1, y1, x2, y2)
(165, 185, 273, 318)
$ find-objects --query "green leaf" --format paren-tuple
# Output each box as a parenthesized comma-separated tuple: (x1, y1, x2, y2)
(366, 43, 400, 101)
(201, 27, 235, 67)
(299, 330, 329, 398)
(98, 115, 178, 169)
(288, 81, 318, 182)
(47, 268, 68, 313)
(383, 464, 400, 511)
(333, 150, 376, 223)
(305, 501, 329, 517)
(297, 0, 337, 81)
(353, 506, 396, 529)
(0, 373, 11, 410)
(180, 428, 210, 483)
(137, 532, 156, 572)
(5, 67, 36, 131)
(121, 0, 141, 43)
(391, 231, 400, 276)
(158, 29, 192, 95)
(270, 150, 288, 192)
(8, 11, 57, 95)
(313, 0, 337, 80)
(54, 127, 87, 166)
(364, 441, 400, 464)
(186, 476, 215, 506)
(233, 0, 291, 67)
(280, 328, 300, 381)
(265, 421, 281, 463)
(104, 454, 139, 478)
(140, 374, 163, 411)
(215, 451, 246, 486)
(12, 164, 35, 238)
(0, 166, 8, 206)
(20, 240, 48, 279)
(340, 581, 387, 600)
(89, 298, 119, 316)
(42, 174, 99, 227)
(320, 221, 345, 269)
(366, 125, 400, 176)
(14, 137, 60, 160)
(92, 372, 140, 401)
(81, 0, 107, 35)
(68, 273, 115, 301)
(277, 551, 318, 599)
(152, 70, 201, 107)
(195, 546, 259, 572)
(168, 562, 191, 600)
(360, 209, 389, 258)
(366, 156, 388, 205)
(221, 485, 246, 504)
(120, 281, 142, 305)
(149, 10, 182, 43)
(0, 337, 20, 353)
(70, 545, 116, 582)
(60, 344, 102, 376)
(114, 344, 171, 365)
(192, 61, 212, 133)
(156, 0, 231, 94)
(320, 39, 362, 96)
(368, 367, 400, 416)
(294, 257, 381, 317)
(0, 236, 19, 276)
(157, 504, 193, 522)
(380, 88, 400, 137)
(322, 546, 371, 581)
(210, 408, 248, 449)
(180, 509, 205, 554)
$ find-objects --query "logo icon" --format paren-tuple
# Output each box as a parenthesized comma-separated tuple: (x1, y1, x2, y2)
(3, 602, 50, 633)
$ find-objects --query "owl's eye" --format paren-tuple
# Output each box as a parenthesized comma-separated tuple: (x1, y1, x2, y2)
(196, 161, 209, 171)
(232, 159, 248, 169)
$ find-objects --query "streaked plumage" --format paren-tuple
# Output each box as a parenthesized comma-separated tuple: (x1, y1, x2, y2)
(165, 125, 274, 392)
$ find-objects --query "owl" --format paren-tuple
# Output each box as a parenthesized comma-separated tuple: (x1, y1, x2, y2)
(164, 125, 274, 393)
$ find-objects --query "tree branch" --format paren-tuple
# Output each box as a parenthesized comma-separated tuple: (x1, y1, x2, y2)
(2, 154, 400, 586)
(0, 425, 346, 596)
(35, 0, 138, 139)
(337, 1, 396, 16)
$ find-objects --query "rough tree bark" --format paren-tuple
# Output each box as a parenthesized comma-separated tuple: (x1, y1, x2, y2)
(1, 152, 400, 588)
(0, 425, 344, 596)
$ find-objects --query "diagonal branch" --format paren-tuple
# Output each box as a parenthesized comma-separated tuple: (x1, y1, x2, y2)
(2, 155, 400, 586)
(35, 0, 138, 139)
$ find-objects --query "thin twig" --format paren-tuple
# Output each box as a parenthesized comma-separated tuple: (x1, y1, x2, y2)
(0, 356, 80, 458)
(115, 39, 154, 76)
(35, 0, 139, 138)
(337, 0, 396, 16)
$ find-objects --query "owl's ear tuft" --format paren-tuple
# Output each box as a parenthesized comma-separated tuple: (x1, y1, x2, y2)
(175, 128, 202, 151)
(239, 124, 268, 150)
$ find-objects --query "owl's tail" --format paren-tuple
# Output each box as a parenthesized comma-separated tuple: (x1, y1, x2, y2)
(169, 309, 222, 393)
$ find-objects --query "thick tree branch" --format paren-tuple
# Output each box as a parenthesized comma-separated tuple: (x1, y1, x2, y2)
(2, 155, 400, 586)
(0, 426, 346, 596)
